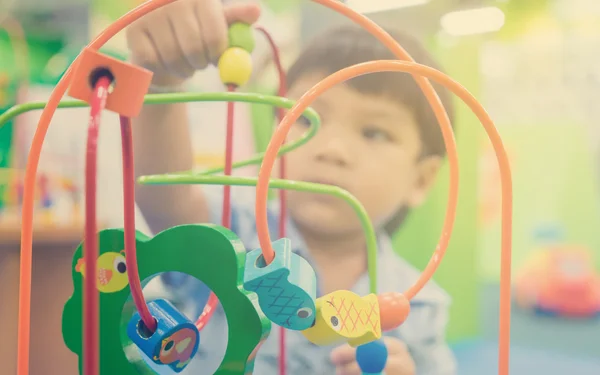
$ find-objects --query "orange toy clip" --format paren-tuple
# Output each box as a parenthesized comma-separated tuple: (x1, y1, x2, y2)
(68, 48, 153, 118)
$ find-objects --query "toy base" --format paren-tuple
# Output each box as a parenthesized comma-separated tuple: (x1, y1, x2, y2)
(533, 306, 600, 320)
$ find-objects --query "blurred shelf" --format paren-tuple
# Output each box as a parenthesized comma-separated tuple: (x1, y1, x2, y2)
(0, 221, 84, 247)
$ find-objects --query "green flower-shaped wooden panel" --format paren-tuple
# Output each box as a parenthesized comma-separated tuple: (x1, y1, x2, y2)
(62, 224, 272, 375)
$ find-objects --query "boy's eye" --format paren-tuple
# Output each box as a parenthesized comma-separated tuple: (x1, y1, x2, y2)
(296, 115, 311, 127)
(279, 109, 311, 128)
(362, 126, 392, 142)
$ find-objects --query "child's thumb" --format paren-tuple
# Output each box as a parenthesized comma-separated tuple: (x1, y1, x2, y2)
(224, 2, 261, 25)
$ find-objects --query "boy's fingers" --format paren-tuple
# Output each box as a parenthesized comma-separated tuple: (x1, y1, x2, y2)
(127, 29, 160, 72)
(335, 361, 361, 375)
(383, 337, 409, 355)
(169, 6, 207, 70)
(330, 344, 356, 365)
(385, 356, 416, 375)
(195, 0, 229, 65)
(223, 2, 261, 25)
(149, 14, 196, 78)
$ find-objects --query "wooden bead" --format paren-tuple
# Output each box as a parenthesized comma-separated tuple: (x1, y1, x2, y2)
(218, 47, 253, 87)
(228, 22, 255, 52)
(378, 292, 410, 331)
(301, 290, 382, 347)
(244, 238, 317, 330)
(356, 339, 388, 374)
(126, 298, 200, 373)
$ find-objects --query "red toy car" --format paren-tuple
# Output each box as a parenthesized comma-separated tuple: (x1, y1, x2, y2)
(514, 247, 600, 318)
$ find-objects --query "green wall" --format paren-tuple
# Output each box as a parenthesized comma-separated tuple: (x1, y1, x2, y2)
(393, 39, 481, 342)
(476, 0, 600, 277)
(0, 32, 65, 208)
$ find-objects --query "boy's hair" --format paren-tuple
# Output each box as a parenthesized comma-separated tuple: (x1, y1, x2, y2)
(286, 24, 455, 158)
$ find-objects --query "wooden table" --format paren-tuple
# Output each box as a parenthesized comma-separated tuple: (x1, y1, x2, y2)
(0, 224, 83, 375)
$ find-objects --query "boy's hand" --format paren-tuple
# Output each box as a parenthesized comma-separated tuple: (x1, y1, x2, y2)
(125, 0, 261, 87)
(330, 338, 416, 375)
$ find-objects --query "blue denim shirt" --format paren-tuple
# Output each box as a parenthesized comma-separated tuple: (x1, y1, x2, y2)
(154, 186, 456, 375)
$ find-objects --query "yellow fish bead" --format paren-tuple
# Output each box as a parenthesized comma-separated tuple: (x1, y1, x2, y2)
(218, 47, 253, 87)
(301, 290, 382, 347)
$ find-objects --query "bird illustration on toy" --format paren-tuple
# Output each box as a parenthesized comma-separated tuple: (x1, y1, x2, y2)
(75, 250, 129, 293)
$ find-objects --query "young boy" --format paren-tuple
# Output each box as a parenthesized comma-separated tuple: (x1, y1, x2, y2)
(125, 1, 456, 374)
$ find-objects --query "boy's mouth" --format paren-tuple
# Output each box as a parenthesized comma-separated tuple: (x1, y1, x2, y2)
(303, 178, 346, 190)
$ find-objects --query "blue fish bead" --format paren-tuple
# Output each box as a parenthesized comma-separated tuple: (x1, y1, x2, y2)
(243, 238, 317, 330)
(127, 298, 200, 373)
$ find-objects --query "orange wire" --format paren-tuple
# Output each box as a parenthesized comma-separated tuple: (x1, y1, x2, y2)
(255, 60, 512, 375)
(255, 25, 289, 375)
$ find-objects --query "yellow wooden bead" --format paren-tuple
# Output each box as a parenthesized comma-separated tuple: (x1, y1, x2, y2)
(218, 47, 253, 87)
(301, 290, 382, 347)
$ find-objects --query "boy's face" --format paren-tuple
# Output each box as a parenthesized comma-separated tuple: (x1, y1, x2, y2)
(283, 73, 442, 237)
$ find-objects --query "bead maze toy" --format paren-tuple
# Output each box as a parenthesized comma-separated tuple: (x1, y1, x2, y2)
(0, 0, 514, 375)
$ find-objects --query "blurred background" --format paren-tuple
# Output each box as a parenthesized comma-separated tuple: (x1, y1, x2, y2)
(1, 0, 600, 374)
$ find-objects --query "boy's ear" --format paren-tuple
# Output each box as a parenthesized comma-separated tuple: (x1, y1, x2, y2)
(407, 155, 443, 208)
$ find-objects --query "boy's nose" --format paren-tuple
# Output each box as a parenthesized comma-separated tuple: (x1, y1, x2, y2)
(314, 135, 352, 167)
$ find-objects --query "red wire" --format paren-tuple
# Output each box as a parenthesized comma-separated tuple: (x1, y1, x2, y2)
(222, 84, 237, 229)
(84, 76, 110, 375)
(256, 27, 287, 120)
(84, 78, 156, 375)
(256, 26, 288, 375)
(121, 115, 155, 332)
(193, 31, 289, 375)
(195, 292, 219, 331)
(194, 84, 235, 330)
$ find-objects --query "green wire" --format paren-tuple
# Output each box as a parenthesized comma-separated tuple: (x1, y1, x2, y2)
(0, 90, 378, 293)
(139, 175, 378, 293)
